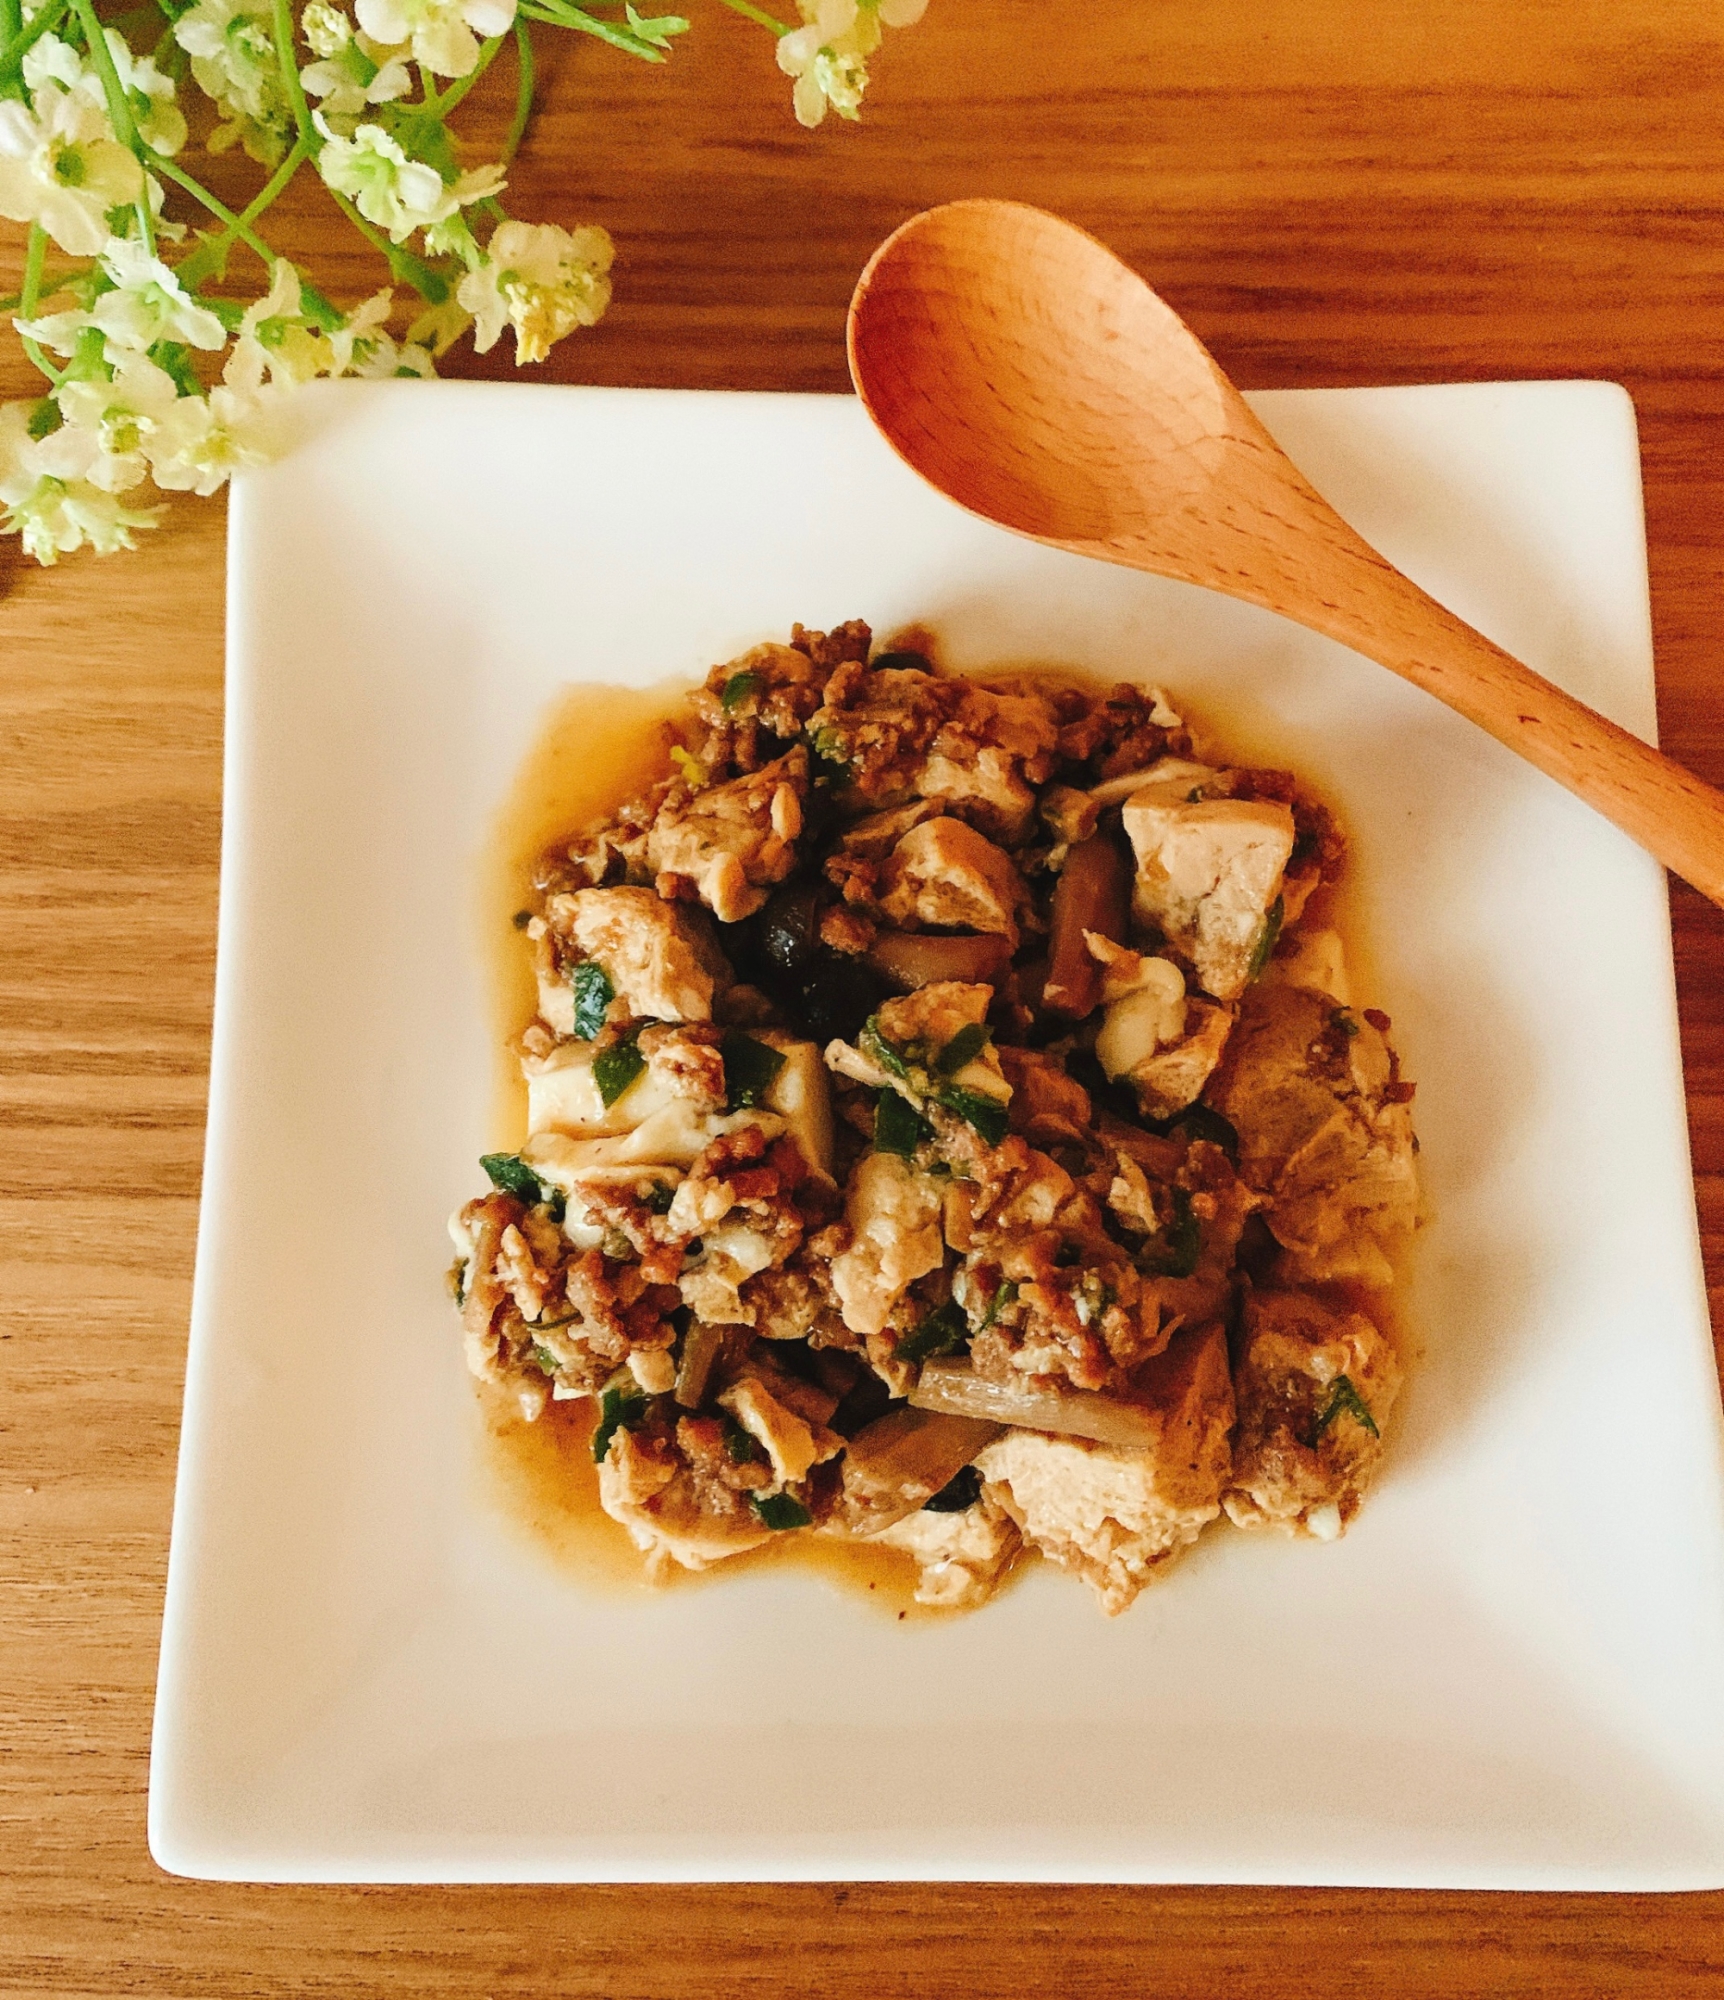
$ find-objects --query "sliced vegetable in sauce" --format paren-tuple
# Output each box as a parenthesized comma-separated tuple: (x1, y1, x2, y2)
(720, 669, 764, 711)
(571, 959, 614, 1040)
(934, 1022, 989, 1076)
(874, 1088, 932, 1159)
(593, 1030, 646, 1108)
(721, 1031, 785, 1110)
(1246, 894, 1285, 983)
(1311, 1373, 1380, 1441)
(922, 1464, 983, 1513)
(897, 1297, 971, 1365)
(859, 1016, 911, 1082)
(591, 1382, 649, 1463)
(723, 1416, 767, 1464)
(976, 1279, 1019, 1332)
(1166, 1101, 1239, 1161)
(749, 1491, 813, 1530)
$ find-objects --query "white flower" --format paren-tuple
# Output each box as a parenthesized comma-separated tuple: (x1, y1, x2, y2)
(91, 237, 227, 353)
(145, 383, 279, 496)
(223, 260, 334, 390)
(456, 218, 612, 366)
(55, 352, 183, 492)
(174, 0, 292, 162)
(776, 0, 925, 128)
(322, 286, 432, 377)
(299, 6, 412, 129)
(22, 33, 189, 156)
(317, 117, 503, 243)
(0, 86, 145, 255)
(0, 401, 162, 563)
(354, 0, 515, 79)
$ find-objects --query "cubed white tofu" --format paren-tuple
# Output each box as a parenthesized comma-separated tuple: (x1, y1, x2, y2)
(1262, 927, 1350, 1004)
(976, 1322, 1235, 1615)
(549, 886, 724, 1022)
(830, 1151, 946, 1336)
(880, 816, 1024, 945)
(874, 1494, 1022, 1609)
(1123, 783, 1294, 1003)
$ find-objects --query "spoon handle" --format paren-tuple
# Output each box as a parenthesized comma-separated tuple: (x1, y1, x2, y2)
(1286, 533, 1724, 906)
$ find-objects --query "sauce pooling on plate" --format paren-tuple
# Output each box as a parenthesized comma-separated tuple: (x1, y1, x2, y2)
(458, 621, 1419, 1617)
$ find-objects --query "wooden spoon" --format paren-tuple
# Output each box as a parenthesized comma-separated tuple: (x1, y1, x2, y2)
(847, 198, 1724, 907)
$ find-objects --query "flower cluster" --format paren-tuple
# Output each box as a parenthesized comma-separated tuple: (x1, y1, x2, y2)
(0, 0, 930, 565)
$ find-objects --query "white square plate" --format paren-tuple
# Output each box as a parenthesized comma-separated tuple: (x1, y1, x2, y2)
(151, 378, 1724, 1887)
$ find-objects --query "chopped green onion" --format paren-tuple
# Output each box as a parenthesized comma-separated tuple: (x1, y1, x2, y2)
(723, 1416, 767, 1465)
(806, 725, 852, 784)
(1247, 894, 1285, 983)
(977, 1279, 1018, 1333)
(480, 1151, 550, 1205)
(721, 1031, 785, 1109)
(874, 1088, 931, 1159)
(669, 745, 706, 788)
(591, 1381, 649, 1463)
(593, 1031, 645, 1108)
(934, 1023, 988, 1076)
(572, 960, 614, 1040)
(511, 908, 533, 930)
(859, 1016, 911, 1081)
(1330, 1008, 1360, 1038)
(921, 1464, 982, 1513)
(933, 1085, 1010, 1147)
(1311, 1373, 1380, 1441)
(897, 1297, 971, 1365)
(1140, 1185, 1202, 1278)
(749, 1491, 813, 1530)
(641, 1180, 677, 1215)
(720, 669, 764, 711)
(531, 1343, 558, 1376)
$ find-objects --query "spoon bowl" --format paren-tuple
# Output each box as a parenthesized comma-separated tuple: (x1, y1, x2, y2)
(849, 200, 1724, 908)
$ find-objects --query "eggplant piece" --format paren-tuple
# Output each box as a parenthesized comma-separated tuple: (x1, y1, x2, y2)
(1043, 832, 1130, 1020)
(866, 930, 1013, 993)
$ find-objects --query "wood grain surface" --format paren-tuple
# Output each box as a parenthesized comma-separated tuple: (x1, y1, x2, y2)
(5, 1, 1724, 1992)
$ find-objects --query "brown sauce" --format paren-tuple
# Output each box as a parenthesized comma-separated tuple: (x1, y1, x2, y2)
(469, 661, 1416, 1611)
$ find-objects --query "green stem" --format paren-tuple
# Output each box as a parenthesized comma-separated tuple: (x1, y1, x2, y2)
(501, 19, 534, 165)
(268, 0, 317, 147)
(0, 0, 68, 80)
(18, 224, 62, 386)
(425, 30, 503, 118)
(149, 152, 280, 264)
(66, 0, 156, 252)
(324, 186, 449, 302)
(714, 0, 790, 33)
(518, 0, 667, 60)
(0, 0, 24, 54)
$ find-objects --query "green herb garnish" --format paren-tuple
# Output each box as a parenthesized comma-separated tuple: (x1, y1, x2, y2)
(642, 1180, 677, 1215)
(977, 1279, 1018, 1332)
(720, 669, 764, 711)
(806, 724, 852, 785)
(934, 1022, 988, 1077)
(897, 1297, 970, 1365)
(859, 1016, 912, 1081)
(1311, 1374, 1380, 1441)
(721, 1031, 785, 1110)
(874, 1088, 932, 1159)
(1140, 1185, 1202, 1278)
(572, 960, 615, 1039)
(922, 1465, 982, 1513)
(591, 1381, 649, 1463)
(531, 1343, 559, 1376)
(749, 1491, 813, 1530)
(723, 1417, 767, 1465)
(932, 1085, 1010, 1147)
(1246, 895, 1285, 983)
(593, 1031, 646, 1108)
(480, 1151, 550, 1205)
(1330, 1008, 1360, 1038)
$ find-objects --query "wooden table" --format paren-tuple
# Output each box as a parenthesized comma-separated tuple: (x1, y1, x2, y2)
(6, 1, 1724, 1990)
